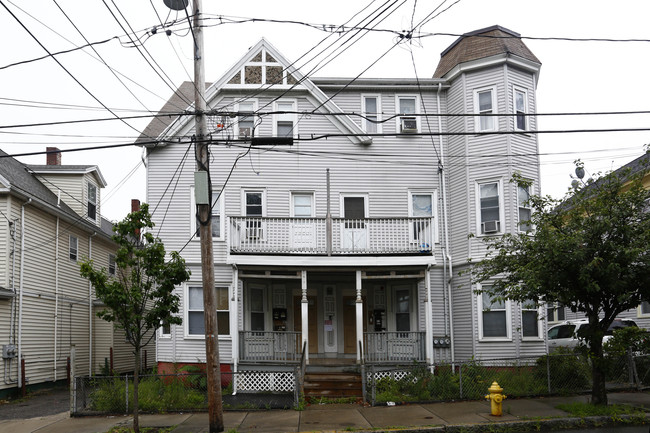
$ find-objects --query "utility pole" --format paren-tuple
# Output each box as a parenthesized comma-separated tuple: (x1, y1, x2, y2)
(163, 0, 223, 431)
(192, 0, 224, 431)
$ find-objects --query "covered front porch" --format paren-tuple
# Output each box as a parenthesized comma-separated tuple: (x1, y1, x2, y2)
(232, 267, 433, 366)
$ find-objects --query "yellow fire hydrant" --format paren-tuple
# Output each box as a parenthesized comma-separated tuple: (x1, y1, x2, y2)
(485, 381, 506, 416)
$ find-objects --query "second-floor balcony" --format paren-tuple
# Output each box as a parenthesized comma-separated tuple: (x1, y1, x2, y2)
(229, 216, 434, 256)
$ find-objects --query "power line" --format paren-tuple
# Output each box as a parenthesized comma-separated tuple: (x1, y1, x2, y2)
(0, 0, 149, 138)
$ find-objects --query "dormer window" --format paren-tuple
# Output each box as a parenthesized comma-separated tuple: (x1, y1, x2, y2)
(87, 183, 97, 220)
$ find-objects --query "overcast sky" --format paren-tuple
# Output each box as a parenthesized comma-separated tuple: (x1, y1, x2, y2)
(1, 0, 649, 222)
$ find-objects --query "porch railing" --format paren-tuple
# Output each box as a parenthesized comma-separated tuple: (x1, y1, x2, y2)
(364, 331, 426, 363)
(229, 217, 434, 255)
(239, 331, 301, 363)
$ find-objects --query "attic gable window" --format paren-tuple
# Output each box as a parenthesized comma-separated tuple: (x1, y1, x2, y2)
(87, 183, 97, 220)
(274, 100, 297, 137)
(227, 48, 292, 86)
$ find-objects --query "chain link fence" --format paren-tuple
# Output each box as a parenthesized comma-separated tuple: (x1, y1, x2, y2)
(70, 352, 649, 414)
(365, 351, 642, 406)
(72, 370, 296, 416)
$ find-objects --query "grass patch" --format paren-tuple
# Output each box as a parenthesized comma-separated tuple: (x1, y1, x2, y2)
(556, 402, 644, 417)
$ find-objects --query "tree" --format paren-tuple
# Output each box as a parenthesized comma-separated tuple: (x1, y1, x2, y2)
(80, 203, 190, 432)
(470, 163, 650, 405)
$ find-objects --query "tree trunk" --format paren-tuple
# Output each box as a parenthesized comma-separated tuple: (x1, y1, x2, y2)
(590, 336, 608, 406)
(133, 347, 140, 433)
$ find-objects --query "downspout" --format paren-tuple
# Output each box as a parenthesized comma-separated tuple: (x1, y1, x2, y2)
(18, 198, 32, 389)
(5, 219, 18, 384)
(425, 264, 433, 368)
(88, 232, 97, 376)
(437, 83, 455, 364)
(232, 264, 238, 395)
(54, 217, 59, 381)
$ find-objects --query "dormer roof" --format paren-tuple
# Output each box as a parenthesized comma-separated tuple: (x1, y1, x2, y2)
(27, 164, 107, 187)
(434, 25, 541, 79)
(137, 38, 371, 145)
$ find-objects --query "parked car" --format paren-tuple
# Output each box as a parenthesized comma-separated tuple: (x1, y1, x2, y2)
(547, 318, 638, 351)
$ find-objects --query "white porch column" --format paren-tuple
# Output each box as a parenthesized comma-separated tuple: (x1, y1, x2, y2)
(355, 270, 363, 363)
(425, 269, 433, 365)
(301, 270, 309, 363)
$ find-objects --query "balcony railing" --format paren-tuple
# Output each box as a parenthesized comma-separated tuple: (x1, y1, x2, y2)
(229, 217, 434, 255)
(239, 331, 301, 363)
(364, 331, 426, 363)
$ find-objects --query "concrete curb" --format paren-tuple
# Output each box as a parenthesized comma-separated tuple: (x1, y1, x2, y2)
(348, 413, 650, 433)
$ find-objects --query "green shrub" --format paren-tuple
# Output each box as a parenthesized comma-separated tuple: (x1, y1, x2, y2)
(535, 348, 591, 394)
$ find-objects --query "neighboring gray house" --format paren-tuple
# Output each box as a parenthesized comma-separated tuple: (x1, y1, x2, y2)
(0, 148, 153, 396)
(138, 25, 545, 383)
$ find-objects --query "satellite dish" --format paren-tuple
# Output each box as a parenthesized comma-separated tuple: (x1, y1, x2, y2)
(163, 0, 188, 10)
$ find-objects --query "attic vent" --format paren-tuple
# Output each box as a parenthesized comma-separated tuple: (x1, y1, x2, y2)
(400, 117, 417, 133)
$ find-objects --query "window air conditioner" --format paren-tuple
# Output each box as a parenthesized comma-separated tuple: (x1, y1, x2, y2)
(239, 127, 252, 139)
(400, 117, 418, 133)
(482, 220, 500, 234)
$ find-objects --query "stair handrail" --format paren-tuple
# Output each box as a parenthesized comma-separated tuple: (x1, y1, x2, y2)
(298, 341, 307, 396)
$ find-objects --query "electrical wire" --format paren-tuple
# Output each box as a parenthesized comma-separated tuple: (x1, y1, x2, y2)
(0, 0, 151, 138)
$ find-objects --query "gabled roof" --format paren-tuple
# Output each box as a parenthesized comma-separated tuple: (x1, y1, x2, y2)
(137, 38, 371, 145)
(0, 149, 114, 238)
(28, 164, 107, 187)
(433, 25, 541, 79)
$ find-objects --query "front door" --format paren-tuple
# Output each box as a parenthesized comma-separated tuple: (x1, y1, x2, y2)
(342, 196, 367, 250)
(343, 296, 367, 354)
(293, 296, 318, 354)
(290, 193, 315, 249)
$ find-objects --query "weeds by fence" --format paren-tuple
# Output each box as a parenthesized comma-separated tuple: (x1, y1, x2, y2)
(72, 370, 295, 416)
(367, 351, 639, 405)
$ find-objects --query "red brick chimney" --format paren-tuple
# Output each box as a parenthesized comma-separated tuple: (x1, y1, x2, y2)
(131, 199, 141, 239)
(46, 147, 61, 165)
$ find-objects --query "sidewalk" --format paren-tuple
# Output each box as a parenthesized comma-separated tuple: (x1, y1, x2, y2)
(1, 391, 648, 433)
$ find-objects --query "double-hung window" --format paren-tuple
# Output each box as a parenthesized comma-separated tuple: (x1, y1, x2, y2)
(514, 87, 528, 131)
(237, 100, 256, 138)
(274, 100, 296, 137)
(187, 285, 230, 337)
(478, 181, 502, 234)
(479, 290, 511, 339)
(362, 95, 381, 133)
(108, 254, 116, 276)
(517, 184, 532, 232)
(396, 95, 418, 133)
(190, 187, 224, 240)
(547, 302, 565, 323)
(292, 193, 313, 217)
(69, 235, 78, 261)
(521, 299, 542, 339)
(474, 86, 497, 132)
(87, 183, 97, 221)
